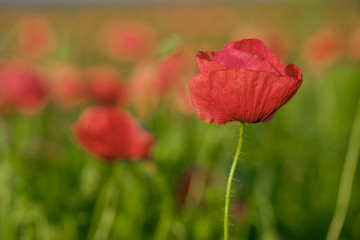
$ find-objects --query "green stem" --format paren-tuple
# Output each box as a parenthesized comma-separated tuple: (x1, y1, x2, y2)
(153, 170, 173, 240)
(86, 166, 118, 240)
(224, 122, 244, 240)
(326, 96, 360, 240)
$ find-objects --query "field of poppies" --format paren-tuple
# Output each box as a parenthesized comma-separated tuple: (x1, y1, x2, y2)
(0, 2, 360, 240)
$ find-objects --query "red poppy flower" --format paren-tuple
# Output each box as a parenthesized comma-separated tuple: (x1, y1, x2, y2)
(0, 63, 47, 115)
(174, 85, 194, 115)
(73, 107, 154, 161)
(86, 67, 127, 105)
(303, 28, 342, 68)
(100, 20, 154, 61)
(50, 65, 87, 109)
(155, 50, 191, 95)
(189, 39, 302, 125)
(128, 62, 158, 117)
(155, 50, 195, 114)
(348, 25, 360, 60)
(17, 17, 56, 57)
(233, 25, 291, 60)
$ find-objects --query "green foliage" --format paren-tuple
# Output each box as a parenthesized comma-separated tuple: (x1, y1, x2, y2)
(0, 65, 359, 240)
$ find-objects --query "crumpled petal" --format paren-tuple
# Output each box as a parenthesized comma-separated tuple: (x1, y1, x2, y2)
(285, 63, 302, 80)
(189, 68, 302, 124)
(261, 64, 302, 121)
(196, 51, 227, 73)
(214, 47, 279, 74)
(224, 39, 286, 76)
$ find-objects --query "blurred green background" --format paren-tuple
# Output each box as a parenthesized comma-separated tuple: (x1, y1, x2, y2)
(0, 2, 360, 240)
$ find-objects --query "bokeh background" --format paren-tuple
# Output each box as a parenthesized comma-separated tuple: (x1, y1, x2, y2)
(0, 1, 360, 240)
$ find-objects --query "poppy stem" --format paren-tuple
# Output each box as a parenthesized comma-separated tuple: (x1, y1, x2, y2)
(86, 166, 118, 240)
(153, 172, 173, 240)
(326, 96, 360, 240)
(224, 122, 244, 240)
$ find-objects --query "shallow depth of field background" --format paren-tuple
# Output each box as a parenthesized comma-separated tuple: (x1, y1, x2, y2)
(0, 2, 360, 240)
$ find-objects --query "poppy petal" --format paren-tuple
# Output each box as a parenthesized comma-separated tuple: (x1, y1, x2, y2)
(224, 39, 286, 76)
(196, 51, 226, 73)
(285, 63, 302, 80)
(214, 47, 279, 74)
(189, 68, 302, 124)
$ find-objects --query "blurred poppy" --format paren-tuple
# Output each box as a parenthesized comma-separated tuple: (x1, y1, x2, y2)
(348, 25, 360, 60)
(233, 25, 291, 60)
(189, 39, 302, 125)
(155, 49, 195, 115)
(232, 201, 249, 222)
(155, 49, 192, 95)
(86, 67, 127, 105)
(128, 62, 158, 117)
(303, 28, 343, 69)
(17, 16, 56, 57)
(100, 20, 155, 61)
(49, 65, 87, 109)
(0, 62, 47, 115)
(73, 107, 154, 161)
(176, 168, 206, 210)
(174, 85, 194, 115)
